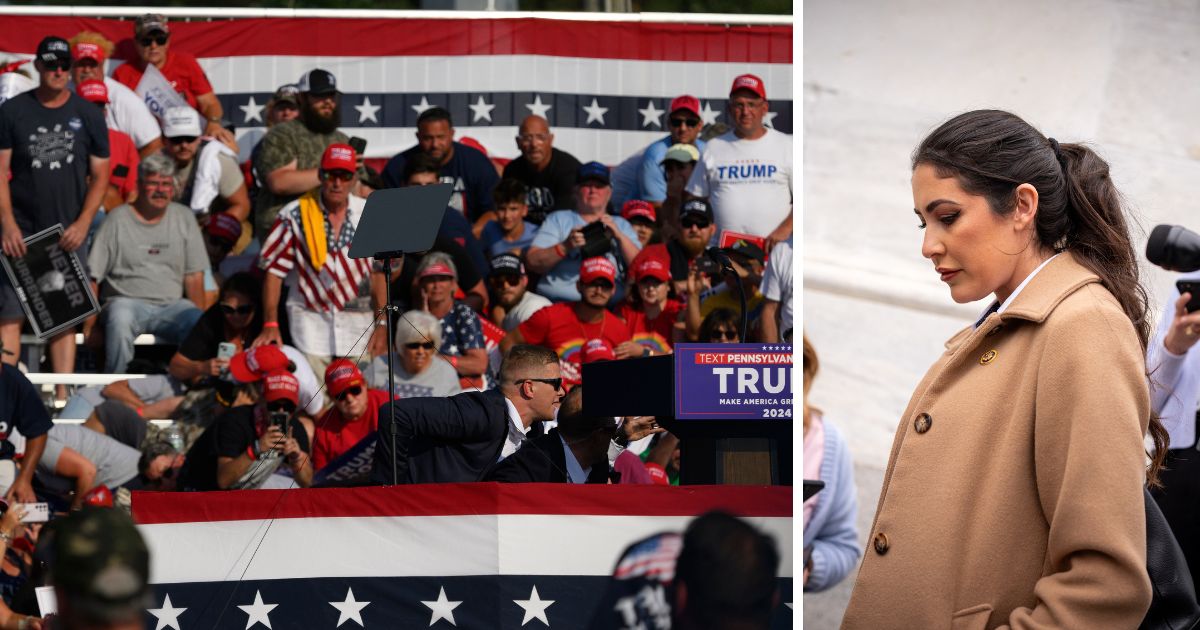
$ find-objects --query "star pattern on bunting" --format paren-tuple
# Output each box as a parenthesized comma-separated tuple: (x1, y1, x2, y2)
(412, 95, 435, 116)
(514, 586, 555, 626)
(148, 594, 187, 630)
(469, 95, 496, 123)
(355, 96, 381, 123)
(638, 100, 664, 128)
(764, 111, 778, 128)
(582, 98, 608, 125)
(238, 590, 278, 629)
(525, 95, 552, 118)
(329, 587, 370, 627)
(239, 96, 264, 124)
(422, 586, 462, 626)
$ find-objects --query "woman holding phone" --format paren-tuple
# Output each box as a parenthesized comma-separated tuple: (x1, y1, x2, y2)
(169, 272, 263, 384)
(1148, 274, 1200, 587)
(842, 110, 1166, 628)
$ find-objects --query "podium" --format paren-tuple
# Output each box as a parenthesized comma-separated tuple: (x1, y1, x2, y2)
(582, 353, 792, 485)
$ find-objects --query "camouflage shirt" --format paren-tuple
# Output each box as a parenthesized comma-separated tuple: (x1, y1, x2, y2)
(253, 119, 347, 238)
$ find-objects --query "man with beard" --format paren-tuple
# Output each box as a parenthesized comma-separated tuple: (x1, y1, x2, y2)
(0, 36, 109, 402)
(630, 199, 717, 300)
(254, 68, 349, 238)
(500, 115, 581, 225)
(380, 107, 499, 235)
(488, 253, 550, 332)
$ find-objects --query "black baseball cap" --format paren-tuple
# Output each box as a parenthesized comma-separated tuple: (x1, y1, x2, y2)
(51, 508, 152, 623)
(36, 36, 71, 65)
(679, 199, 714, 223)
(722, 239, 766, 263)
(298, 68, 338, 96)
(490, 253, 526, 277)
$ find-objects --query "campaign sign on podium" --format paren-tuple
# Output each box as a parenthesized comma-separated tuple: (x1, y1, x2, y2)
(674, 343, 793, 420)
(0, 224, 99, 339)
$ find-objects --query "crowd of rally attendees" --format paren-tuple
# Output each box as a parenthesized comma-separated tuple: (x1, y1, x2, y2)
(0, 10, 790, 596)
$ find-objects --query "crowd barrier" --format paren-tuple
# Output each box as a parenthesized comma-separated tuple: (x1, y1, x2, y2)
(132, 483, 794, 628)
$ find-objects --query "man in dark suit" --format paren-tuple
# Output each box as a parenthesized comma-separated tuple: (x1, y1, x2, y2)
(484, 385, 613, 483)
(372, 344, 563, 484)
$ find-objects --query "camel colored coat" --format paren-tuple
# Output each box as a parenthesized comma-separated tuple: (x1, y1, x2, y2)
(842, 253, 1152, 630)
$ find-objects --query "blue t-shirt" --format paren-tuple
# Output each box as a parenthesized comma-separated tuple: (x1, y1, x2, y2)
(637, 136, 706, 203)
(440, 302, 485, 356)
(481, 220, 538, 258)
(380, 142, 499, 222)
(439, 207, 489, 279)
(530, 210, 641, 303)
(0, 364, 54, 455)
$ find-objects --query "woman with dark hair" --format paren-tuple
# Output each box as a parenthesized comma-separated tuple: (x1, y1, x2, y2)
(696, 308, 740, 343)
(169, 272, 263, 384)
(843, 110, 1163, 628)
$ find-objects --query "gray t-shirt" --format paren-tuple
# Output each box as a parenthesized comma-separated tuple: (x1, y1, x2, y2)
(366, 355, 462, 399)
(37, 425, 140, 496)
(88, 202, 209, 305)
(501, 290, 552, 332)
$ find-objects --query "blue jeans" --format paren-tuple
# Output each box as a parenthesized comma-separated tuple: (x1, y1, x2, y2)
(104, 297, 202, 373)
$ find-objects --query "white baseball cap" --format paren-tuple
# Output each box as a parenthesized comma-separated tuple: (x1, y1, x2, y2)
(161, 107, 202, 138)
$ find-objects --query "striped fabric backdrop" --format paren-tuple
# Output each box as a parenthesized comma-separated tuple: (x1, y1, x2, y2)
(0, 15, 793, 165)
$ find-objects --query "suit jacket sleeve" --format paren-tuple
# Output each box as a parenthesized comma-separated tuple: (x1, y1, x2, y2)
(371, 392, 500, 484)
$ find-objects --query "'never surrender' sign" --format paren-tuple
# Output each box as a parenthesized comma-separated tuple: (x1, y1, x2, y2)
(674, 344, 794, 420)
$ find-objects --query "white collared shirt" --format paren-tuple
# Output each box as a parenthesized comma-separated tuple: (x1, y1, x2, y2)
(559, 433, 591, 483)
(974, 254, 1060, 328)
(501, 396, 532, 460)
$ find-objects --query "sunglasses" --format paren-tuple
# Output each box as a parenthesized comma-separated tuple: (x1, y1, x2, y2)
(322, 170, 355, 182)
(43, 60, 71, 72)
(267, 401, 296, 414)
(710, 329, 739, 341)
(584, 280, 615, 291)
(220, 303, 254, 316)
(167, 135, 198, 145)
(404, 342, 436, 351)
(681, 217, 711, 230)
(517, 377, 563, 391)
(669, 117, 701, 128)
(336, 386, 363, 402)
(489, 275, 522, 287)
(139, 34, 169, 47)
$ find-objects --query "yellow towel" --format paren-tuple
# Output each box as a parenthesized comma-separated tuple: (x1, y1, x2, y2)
(298, 190, 327, 271)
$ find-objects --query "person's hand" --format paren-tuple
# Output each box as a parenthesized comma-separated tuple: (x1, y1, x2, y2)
(596, 213, 619, 233)
(613, 340, 643, 360)
(1, 221, 26, 258)
(5, 479, 35, 505)
(367, 325, 388, 358)
(0, 502, 25, 538)
(620, 416, 665, 444)
(566, 228, 586, 251)
(282, 435, 305, 466)
(251, 326, 282, 348)
(59, 219, 89, 252)
(1164, 292, 1200, 355)
(258, 426, 286, 455)
(205, 122, 238, 152)
(206, 357, 229, 376)
(764, 222, 791, 254)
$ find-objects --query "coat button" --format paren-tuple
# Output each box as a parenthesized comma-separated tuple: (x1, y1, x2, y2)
(873, 532, 889, 555)
(913, 413, 932, 434)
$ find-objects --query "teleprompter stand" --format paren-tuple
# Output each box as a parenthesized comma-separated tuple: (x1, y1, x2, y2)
(582, 355, 792, 485)
(349, 183, 453, 485)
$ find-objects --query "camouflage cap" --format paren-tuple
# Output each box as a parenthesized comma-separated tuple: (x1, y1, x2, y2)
(51, 508, 152, 622)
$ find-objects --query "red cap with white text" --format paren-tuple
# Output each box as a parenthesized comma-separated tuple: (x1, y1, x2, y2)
(729, 73, 766, 99)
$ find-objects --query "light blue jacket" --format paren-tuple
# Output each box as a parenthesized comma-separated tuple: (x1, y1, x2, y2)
(802, 418, 861, 592)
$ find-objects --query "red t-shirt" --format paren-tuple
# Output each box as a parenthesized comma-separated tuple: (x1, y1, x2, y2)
(518, 302, 631, 384)
(619, 301, 683, 354)
(108, 129, 139, 200)
(311, 388, 391, 471)
(113, 51, 214, 109)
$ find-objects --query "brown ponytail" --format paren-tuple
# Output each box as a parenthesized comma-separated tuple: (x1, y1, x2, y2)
(913, 109, 1168, 486)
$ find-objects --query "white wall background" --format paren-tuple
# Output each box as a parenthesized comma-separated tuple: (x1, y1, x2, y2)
(805, 0, 1200, 466)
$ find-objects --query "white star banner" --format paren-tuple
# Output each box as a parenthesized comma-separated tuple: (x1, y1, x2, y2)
(0, 14, 792, 165)
(132, 483, 793, 628)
